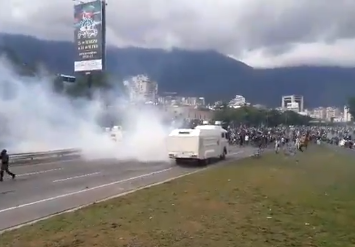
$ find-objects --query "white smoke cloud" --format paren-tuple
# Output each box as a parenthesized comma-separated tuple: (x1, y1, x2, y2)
(0, 57, 170, 162)
(110, 105, 170, 162)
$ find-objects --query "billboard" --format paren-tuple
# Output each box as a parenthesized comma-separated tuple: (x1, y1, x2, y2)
(74, 0, 104, 72)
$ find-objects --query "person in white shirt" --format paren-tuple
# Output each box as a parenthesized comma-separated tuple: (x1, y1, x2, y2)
(245, 135, 249, 145)
(295, 137, 300, 149)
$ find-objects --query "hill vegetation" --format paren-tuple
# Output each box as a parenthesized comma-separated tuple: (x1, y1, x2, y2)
(1, 34, 355, 106)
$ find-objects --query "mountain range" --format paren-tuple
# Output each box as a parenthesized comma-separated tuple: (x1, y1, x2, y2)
(1, 33, 355, 107)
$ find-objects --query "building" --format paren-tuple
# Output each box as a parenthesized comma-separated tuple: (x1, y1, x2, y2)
(162, 105, 214, 121)
(157, 95, 205, 107)
(281, 95, 304, 112)
(124, 75, 158, 103)
(286, 102, 300, 112)
(310, 107, 326, 119)
(344, 106, 352, 122)
(325, 107, 341, 121)
(180, 97, 205, 106)
(228, 95, 246, 108)
(197, 97, 206, 106)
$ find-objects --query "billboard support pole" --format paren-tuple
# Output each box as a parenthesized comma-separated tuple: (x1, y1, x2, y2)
(85, 71, 92, 99)
(73, 0, 107, 99)
(102, 0, 107, 72)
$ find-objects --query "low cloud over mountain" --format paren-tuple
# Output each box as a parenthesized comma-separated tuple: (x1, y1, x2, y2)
(2, 0, 355, 68)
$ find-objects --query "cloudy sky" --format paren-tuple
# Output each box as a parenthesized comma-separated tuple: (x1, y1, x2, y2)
(1, 0, 355, 68)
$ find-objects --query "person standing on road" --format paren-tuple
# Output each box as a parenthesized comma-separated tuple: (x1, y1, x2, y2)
(0, 149, 16, 182)
(275, 138, 280, 154)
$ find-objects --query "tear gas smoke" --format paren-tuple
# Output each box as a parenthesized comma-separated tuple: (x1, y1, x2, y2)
(0, 57, 170, 162)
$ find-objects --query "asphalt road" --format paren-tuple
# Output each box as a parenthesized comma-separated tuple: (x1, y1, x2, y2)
(0, 146, 256, 231)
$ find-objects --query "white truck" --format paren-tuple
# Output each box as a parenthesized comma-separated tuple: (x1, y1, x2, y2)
(166, 125, 229, 165)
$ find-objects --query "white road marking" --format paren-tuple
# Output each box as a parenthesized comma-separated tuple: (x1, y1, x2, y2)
(53, 172, 101, 183)
(0, 168, 172, 214)
(17, 168, 63, 177)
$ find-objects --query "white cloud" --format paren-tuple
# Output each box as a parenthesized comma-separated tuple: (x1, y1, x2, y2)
(238, 38, 355, 68)
(1, 0, 355, 67)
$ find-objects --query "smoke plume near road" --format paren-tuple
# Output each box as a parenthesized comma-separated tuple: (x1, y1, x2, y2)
(0, 57, 169, 162)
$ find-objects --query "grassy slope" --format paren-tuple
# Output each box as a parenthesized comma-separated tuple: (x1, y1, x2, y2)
(2, 146, 355, 247)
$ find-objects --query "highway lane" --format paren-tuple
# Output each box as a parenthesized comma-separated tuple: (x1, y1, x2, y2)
(11, 155, 82, 167)
(0, 146, 255, 231)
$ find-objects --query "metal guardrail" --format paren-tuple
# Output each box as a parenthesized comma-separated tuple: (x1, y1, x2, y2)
(8, 148, 82, 164)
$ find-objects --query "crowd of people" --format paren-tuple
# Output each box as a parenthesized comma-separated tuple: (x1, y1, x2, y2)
(226, 125, 314, 154)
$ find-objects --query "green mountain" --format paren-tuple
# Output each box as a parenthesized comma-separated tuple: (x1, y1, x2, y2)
(1, 33, 355, 107)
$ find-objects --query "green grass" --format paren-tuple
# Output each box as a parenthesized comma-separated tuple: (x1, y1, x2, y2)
(2, 146, 355, 247)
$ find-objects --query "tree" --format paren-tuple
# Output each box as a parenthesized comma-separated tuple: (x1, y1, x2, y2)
(0, 46, 22, 65)
(0, 46, 37, 76)
(347, 97, 355, 121)
(213, 106, 312, 126)
(63, 72, 119, 98)
(52, 75, 65, 93)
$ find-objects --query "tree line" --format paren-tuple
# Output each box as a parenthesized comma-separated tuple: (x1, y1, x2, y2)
(52, 72, 120, 98)
(347, 97, 355, 122)
(213, 106, 312, 126)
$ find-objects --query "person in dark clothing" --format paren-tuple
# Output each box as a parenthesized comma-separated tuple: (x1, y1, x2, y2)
(239, 134, 244, 147)
(0, 149, 15, 182)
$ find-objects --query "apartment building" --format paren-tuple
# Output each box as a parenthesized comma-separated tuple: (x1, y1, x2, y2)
(124, 75, 158, 103)
(281, 95, 304, 112)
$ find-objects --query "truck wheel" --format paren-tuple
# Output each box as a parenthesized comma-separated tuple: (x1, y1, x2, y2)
(175, 158, 182, 165)
(198, 159, 207, 166)
(220, 153, 226, 160)
(220, 148, 227, 160)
